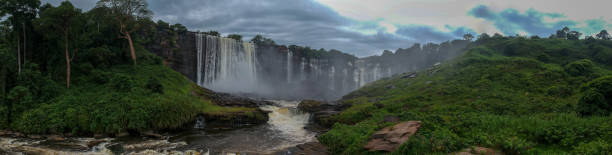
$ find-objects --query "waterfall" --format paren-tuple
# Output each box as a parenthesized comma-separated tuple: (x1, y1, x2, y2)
(195, 33, 259, 93)
(329, 66, 335, 90)
(287, 51, 292, 83)
(196, 33, 204, 86)
(300, 57, 306, 81)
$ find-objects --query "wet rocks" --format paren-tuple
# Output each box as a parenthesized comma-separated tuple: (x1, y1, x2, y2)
(0, 130, 24, 138)
(451, 147, 504, 155)
(276, 142, 329, 155)
(364, 121, 422, 152)
(202, 108, 270, 130)
(87, 139, 107, 148)
(298, 100, 334, 113)
(298, 100, 349, 132)
(46, 135, 65, 141)
(401, 72, 417, 79)
(141, 130, 164, 139)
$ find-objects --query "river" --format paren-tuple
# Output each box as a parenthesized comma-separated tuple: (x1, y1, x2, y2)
(0, 100, 316, 155)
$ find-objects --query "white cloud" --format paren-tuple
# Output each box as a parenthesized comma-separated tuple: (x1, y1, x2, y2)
(316, 0, 612, 35)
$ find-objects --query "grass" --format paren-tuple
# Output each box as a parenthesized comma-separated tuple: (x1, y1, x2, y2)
(319, 37, 612, 154)
(2, 50, 260, 136)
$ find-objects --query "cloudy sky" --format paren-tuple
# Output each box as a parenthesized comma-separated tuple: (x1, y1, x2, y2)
(42, 0, 612, 57)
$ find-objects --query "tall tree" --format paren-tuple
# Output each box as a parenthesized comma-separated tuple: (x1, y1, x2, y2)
(556, 27, 570, 39)
(596, 30, 611, 40)
(1, 0, 40, 74)
(463, 34, 474, 41)
(35, 2, 82, 88)
(96, 0, 152, 65)
(567, 31, 582, 40)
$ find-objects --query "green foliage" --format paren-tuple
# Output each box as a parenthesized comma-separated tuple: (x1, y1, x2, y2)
(578, 76, 612, 116)
(564, 59, 595, 76)
(227, 34, 242, 41)
(109, 73, 135, 92)
(322, 37, 612, 154)
(146, 77, 163, 94)
(573, 140, 612, 155)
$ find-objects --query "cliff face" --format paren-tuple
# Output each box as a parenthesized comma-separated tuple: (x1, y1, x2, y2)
(145, 32, 469, 100)
(146, 32, 199, 82)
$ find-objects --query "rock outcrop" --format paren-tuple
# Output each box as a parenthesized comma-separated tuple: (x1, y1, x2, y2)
(364, 121, 422, 152)
(451, 147, 504, 155)
(297, 100, 349, 132)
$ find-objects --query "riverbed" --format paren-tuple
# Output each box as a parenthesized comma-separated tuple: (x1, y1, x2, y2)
(0, 100, 316, 155)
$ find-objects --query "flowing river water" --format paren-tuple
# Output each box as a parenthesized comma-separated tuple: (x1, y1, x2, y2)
(0, 100, 316, 155)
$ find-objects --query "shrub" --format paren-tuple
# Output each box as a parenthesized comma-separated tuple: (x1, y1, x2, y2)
(578, 76, 612, 116)
(0, 105, 8, 128)
(146, 77, 163, 94)
(573, 140, 612, 155)
(7, 86, 34, 114)
(564, 59, 595, 76)
(109, 74, 135, 92)
(501, 137, 533, 154)
(91, 70, 111, 84)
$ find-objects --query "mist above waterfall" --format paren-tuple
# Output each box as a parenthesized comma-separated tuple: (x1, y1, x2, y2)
(190, 33, 471, 100)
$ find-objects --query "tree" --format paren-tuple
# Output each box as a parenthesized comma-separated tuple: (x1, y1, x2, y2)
(251, 34, 276, 46)
(477, 33, 490, 40)
(96, 0, 152, 65)
(596, 30, 611, 40)
(1, 0, 41, 74)
(556, 27, 570, 39)
(567, 31, 582, 40)
(227, 34, 242, 41)
(205, 30, 220, 37)
(463, 34, 474, 41)
(35, 1, 82, 88)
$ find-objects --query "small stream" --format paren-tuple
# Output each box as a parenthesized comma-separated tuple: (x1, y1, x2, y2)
(0, 100, 316, 155)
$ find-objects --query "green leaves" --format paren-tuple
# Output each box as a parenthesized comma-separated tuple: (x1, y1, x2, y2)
(578, 76, 612, 116)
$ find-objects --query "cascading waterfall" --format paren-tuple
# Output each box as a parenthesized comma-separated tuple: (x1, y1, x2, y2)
(329, 66, 335, 90)
(287, 50, 292, 83)
(195, 33, 259, 93)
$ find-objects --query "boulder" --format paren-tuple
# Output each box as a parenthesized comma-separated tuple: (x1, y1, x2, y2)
(142, 130, 164, 139)
(274, 142, 329, 155)
(87, 139, 106, 148)
(297, 100, 330, 113)
(451, 147, 503, 155)
(27, 135, 42, 139)
(364, 121, 422, 152)
(46, 135, 65, 141)
(401, 72, 417, 79)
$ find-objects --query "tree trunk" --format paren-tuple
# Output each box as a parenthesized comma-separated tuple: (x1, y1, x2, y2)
(65, 31, 71, 88)
(126, 31, 137, 65)
(17, 37, 20, 74)
(22, 23, 26, 66)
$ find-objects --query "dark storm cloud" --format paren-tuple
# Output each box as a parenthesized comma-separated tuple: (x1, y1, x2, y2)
(146, 0, 419, 57)
(40, 0, 477, 57)
(468, 5, 577, 36)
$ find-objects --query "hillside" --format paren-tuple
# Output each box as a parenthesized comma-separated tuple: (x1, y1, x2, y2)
(318, 36, 612, 154)
(0, 2, 267, 137)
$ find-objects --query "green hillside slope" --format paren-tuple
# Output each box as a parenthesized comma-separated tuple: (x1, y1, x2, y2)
(319, 37, 612, 154)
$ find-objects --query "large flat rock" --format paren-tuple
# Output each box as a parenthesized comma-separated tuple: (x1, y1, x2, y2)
(364, 121, 422, 152)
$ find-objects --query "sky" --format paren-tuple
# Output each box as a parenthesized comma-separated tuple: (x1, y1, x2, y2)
(42, 0, 612, 57)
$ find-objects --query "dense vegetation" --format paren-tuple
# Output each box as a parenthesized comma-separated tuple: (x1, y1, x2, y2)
(319, 29, 612, 154)
(0, 0, 258, 136)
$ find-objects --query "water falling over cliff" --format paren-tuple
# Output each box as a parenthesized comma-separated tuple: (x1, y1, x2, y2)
(195, 33, 259, 93)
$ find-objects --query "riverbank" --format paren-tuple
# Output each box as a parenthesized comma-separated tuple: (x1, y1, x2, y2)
(0, 100, 321, 154)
